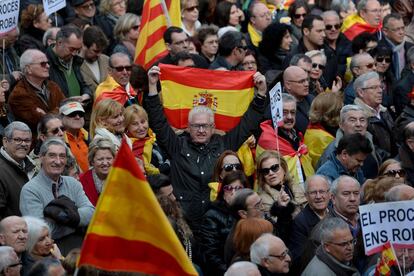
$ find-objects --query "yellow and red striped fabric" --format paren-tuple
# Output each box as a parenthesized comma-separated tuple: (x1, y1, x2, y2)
(135, 0, 181, 69)
(78, 140, 197, 276)
(303, 123, 335, 169)
(375, 241, 398, 276)
(341, 13, 382, 40)
(160, 64, 255, 131)
(94, 76, 137, 106)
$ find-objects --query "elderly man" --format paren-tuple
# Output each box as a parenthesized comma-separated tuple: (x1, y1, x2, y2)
(20, 138, 94, 254)
(250, 233, 291, 275)
(289, 175, 330, 263)
(302, 217, 359, 275)
(0, 216, 28, 257)
(43, 27, 60, 48)
(341, 0, 382, 40)
(354, 71, 396, 156)
(344, 53, 376, 104)
(60, 100, 89, 173)
(282, 66, 314, 134)
(95, 52, 137, 106)
(46, 25, 92, 101)
(210, 31, 248, 70)
(224, 261, 260, 276)
(0, 122, 35, 219)
(0, 246, 22, 276)
(318, 105, 382, 178)
(258, 93, 314, 185)
(316, 133, 372, 184)
(246, 2, 272, 49)
(385, 184, 414, 201)
(8, 49, 65, 135)
(146, 65, 267, 231)
(379, 13, 414, 80)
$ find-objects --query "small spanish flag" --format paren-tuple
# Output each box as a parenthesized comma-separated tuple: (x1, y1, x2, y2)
(160, 64, 255, 131)
(94, 76, 137, 106)
(375, 241, 398, 276)
(341, 13, 382, 40)
(78, 139, 198, 276)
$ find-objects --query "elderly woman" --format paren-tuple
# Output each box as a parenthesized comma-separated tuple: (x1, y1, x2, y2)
(304, 92, 343, 168)
(80, 138, 116, 206)
(305, 50, 328, 94)
(23, 216, 62, 271)
(112, 13, 141, 59)
(181, 0, 201, 36)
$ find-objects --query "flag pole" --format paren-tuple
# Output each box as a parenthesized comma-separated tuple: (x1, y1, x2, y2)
(160, 0, 172, 27)
(2, 39, 5, 78)
(390, 242, 403, 276)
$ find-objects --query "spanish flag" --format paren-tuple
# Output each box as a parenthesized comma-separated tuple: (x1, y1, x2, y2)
(375, 241, 399, 276)
(303, 123, 335, 169)
(160, 64, 255, 131)
(94, 76, 138, 106)
(78, 140, 197, 275)
(341, 13, 382, 40)
(135, 0, 181, 69)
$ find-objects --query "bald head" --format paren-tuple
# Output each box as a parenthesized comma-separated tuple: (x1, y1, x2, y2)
(225, 261, 260, 276)
(283, 66, 309, 99)
(0, 216, 28, 254)
(385, 184, 414, 201)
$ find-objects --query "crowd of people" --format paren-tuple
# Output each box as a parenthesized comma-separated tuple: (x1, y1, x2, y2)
(0, 0, 414, 275)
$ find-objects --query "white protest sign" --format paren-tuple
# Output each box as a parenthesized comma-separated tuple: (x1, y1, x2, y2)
(43, 0, 66, 16)
(0, 0, 19, 35)
(269, 82, 283, 129)
(359, 201, 414, 256)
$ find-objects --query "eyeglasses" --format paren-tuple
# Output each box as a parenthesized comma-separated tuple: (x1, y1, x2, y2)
(189, 123, 213, 130)
(376, 57, 392, 63)
(362, 85, 382, 91)
(49, 126, 65, 135)
(184, 5, 198, 12)
(364, 8, 381, 13)
(253, 11, 272, 18)
(358, 63, 375, 69)
(269, 249, 290, 260)
(312, 63, 325, 70)
(294, 13, 307, 19)
(242, 61, 257, 67)
(222, 163, 242, 172)
(8, 138, 32, 145)
(384, 169, 406, 177)
(327, 239, 357, 247)
(223, 185, 243, 192)
(111, 66, 132, 72)
(287, 78, 309, 84)
(30, 61, 50, 67)
(132, 25, 140, 31)
(307, 189, 328, 196)
(67, 111, 85, 118)
(259, 164, 280, 176)
(325, 24, 341, 31)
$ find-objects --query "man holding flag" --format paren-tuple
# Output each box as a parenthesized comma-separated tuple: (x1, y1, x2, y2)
(145, 65, 267, 233)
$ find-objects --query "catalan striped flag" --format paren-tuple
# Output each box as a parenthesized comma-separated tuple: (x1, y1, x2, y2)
(160, 64, 255, 131)
(135, 0, 181, 69)
(77, 139, 197, 276)
(341, 13, 382, 40)
(375, 241, 398, 276)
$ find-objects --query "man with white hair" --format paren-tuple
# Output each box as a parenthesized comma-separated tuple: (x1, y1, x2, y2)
(224, 261, 260, 276)
(0, 216, 28, 257)
(246, 2, 272, 49)
(0, 246, 21, 276)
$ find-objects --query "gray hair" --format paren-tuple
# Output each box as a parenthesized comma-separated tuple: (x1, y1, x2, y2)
(282, 93, 297, 104)
(88, 138, 116, 165)
(250, 233, 274, 264)
(4, 121, 31, 139)
(224, 261, 259, 276)
(331, 0, 352, 14)
(304, 174, 330, 192)
(330, 175, 359, 195)
(305, 50, 327, 65)
(289, 54, 312, 66)
(350, 53, 372, 69)
(23, 216, 50, 253)
(188, 106, 215, 124)
(340, 104, 366, 123)
(357, 0, 370, 13)
(42, 27, 60, 46)
(322, 10, 340, 20)
(109, 52, 132, 68)
(0, 246, 16, 271)
(320, 217, 350, 244)
(20, 49, 39, 73)
(39, 137, 70, 157)
(353, 71, 380, 92)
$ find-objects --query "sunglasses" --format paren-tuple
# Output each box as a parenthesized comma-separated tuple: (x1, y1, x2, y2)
(132, 25, 140, 30)
(312, 63, 325, 70)
(222, 163, 242, 172)
(376, 57, 392, 63)
(223, 185, 243, 192)
(259, 164, 280, 176)
(384, 169, 406, 177)
(67, 111, 85, 118)
(185, 5, 198, 12)
(112, 66, 132, 72)
(361, 63, 375, 69)
(49, 126, 65, 135)
(325, 24, 341, 31)
(31, 61, 50, 67)
(294, 13, 307, 19)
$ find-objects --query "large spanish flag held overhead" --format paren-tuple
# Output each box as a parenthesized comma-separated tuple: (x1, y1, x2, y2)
(341, 13, 382, 40)
(160, 64, 255, 131)
(135, 0, 181, 69)
(78, 140, 198, 276)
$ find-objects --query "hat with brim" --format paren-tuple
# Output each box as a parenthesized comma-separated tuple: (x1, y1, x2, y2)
(60, 101, 85, 115)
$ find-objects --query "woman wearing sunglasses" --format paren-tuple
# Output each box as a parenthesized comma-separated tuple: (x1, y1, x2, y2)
(199, 170, 249, 276)
(113, 13, 141, 59)
(181, 0, 201, 37)
(378, 159, 406, 180)
(305, 50, 331, 95)
(288, 0, 310, 48)
(256, 150, 306, 217)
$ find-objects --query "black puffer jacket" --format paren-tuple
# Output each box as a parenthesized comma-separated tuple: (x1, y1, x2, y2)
(198, 201, 235, 276)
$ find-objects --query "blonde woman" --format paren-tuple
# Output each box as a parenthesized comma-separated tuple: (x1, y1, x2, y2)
(113, 13, 141, 59)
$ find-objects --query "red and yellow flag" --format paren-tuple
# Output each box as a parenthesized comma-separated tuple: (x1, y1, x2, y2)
(160, 64, 255, 131)
(135, 0, 181, 69)
(94, 76, 137, 106)
(303, 123, 335, 169)
(341, 13, 382, 40)
(78, 140, 197, 276)
(375, 241, 398, 276)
